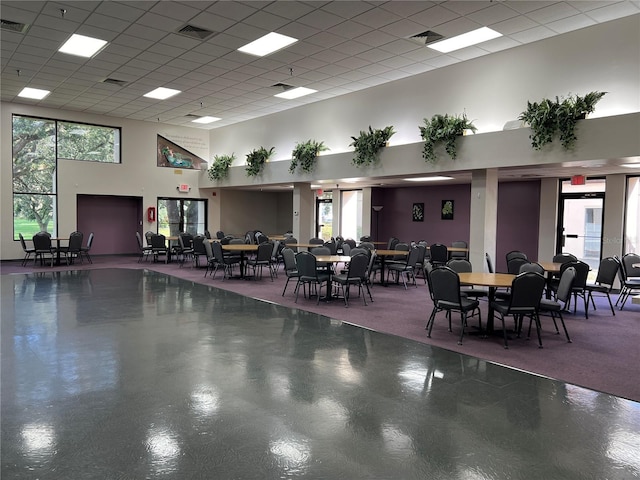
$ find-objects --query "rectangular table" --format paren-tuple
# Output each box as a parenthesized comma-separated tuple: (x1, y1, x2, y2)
(458, 272, 515, 333)
(374, 249, 409, 286)
(221, 244, 259, 278)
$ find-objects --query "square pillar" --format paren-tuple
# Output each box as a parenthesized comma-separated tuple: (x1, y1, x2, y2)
(292, 183, 314, 242)
(469, 169, 498, 271)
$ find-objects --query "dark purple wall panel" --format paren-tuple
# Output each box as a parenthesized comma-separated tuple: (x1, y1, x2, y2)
(372, 180, 541, 271)
(77, 195, 141, 255)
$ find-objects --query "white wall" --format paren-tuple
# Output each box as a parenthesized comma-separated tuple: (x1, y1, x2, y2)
(208, 15, 639, 164)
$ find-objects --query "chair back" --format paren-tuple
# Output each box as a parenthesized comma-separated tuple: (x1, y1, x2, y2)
(414, 244, 427, 265)
(341, 243, 351, 256)
(150, 234, 166, 249)
(552, 253, 577, 264)
(343, 238, 357, 249)
(347, 252, 369, 279)
(622, 253, 640, 277)
(33, 232, 52, 251)
(507, 257, 530, 275)
(216, 230, 225, 239)
(204, 230, 212, 239)
(387, 237, 400, 250)
(323, 240, 337, 255)
(359, 242, 374, 251)
(256, 242, 273, 261)
(229, 238, 245, 245)
(283, 236, 298, 252)
(429, 243, 448, 265)
(506, 250, 528, 262)
(309, 237, 324, 245)
(145, 231, 154, 246)
(220, 235, 234, 245)
(211, 241, 226, 263)
(19, 233, 29, 251)
(450, 240, 468, 259)
(296, 251, 319, 279)
(136, 232, 145, 249)
(430, 267, 462, 305)
(68, 231, 84, 252)
(179, 233, 193, 250)
(192, 235, 206, 254)
(245, 231, 255, 244)
(519, 262, 544, 274)
(282, 248, 297, 273)
(406, 246, 421, 268)
(446, 258, 472, 273)
(310, 246, 330, 256)
(555, 266, 576, 304)
(562, 260, 589, 289)
(85, 232, 94, 249)
(350, 247, 368, 257)
(256, 233, 269, 244)
(594, 257, 618, 287)
(360, 235, 372, 242)
(393, 242, 409, 260)
(203, 238, 214, 260)
(507, 272, 546, 312)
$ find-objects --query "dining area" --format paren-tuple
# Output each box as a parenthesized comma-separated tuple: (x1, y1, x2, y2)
(19, 230, 94, 267)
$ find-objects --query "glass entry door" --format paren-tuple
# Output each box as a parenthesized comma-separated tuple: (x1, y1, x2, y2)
(557, 193, 604, 271)
(316, 197, 333, 240)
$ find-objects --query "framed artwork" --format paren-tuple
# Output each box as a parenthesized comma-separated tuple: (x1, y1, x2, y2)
(412, 202, 424, 222)
(157, 135, 207, 170)
(441, 200, 454, 220)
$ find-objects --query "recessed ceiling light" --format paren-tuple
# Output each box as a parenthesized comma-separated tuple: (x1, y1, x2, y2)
(192, 116, 221, 124)
(621, 163, 640, 168)
(274, 87, 316, 99)
(428, 27, 502, 53)
(143, 87, 181, 100)
(404, 176, 453, 182)
(238, 32, 298, 57)
(58, 33, 107, 58)
(18, 87, 50, 100)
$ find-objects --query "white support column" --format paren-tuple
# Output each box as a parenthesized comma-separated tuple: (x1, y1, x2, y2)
(603, 174, 627, 289)
(469, 169, 498, 272)
(538, 178, 559, 262)
(362, 187, 373, 238)
(292, 183, 314, 242)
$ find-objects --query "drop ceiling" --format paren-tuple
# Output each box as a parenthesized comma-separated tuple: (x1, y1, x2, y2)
(1, 1, 639, 190)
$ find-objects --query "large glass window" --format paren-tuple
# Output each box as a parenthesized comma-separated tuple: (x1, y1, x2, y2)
(624, 176, 640, 254)
(12, 116, 57, 239)
(12, 115, 122, 240)
(57, 121, 121, 163)
(157, 198, 207, 237)
(340, 190, 363, 241)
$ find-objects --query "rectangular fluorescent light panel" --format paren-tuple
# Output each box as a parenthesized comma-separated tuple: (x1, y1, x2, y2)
(428, 27, 501, 53)
(621, 163, 640, 168)
(192, 116, 221, 124)
(59, 33, 107, 58)
(238, 32, 298, 57)
(405, 176, 453, 182)
(18, 87, 50, 100)
(275, 87, 316, 99)
(143, 87, 181, 100)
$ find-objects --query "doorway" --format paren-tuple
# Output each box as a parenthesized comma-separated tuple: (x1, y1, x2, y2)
(316, 197, 333, 240)
(557, 190, 605, 271)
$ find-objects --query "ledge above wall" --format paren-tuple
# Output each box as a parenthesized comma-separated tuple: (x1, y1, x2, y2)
(198, 112, 640, 189)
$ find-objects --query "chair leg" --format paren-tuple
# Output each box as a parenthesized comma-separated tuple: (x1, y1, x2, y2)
(605, 292, 615, 316)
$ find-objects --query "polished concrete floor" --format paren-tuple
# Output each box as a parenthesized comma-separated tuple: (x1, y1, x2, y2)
(2, 268, 639, 479)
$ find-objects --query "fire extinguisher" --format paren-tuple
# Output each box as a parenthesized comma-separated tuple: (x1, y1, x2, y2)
(147, 207, 156, 222)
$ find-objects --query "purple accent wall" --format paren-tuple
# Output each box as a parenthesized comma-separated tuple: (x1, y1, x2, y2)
(495, 181, 541, 272)
(77, 195, 142, 255)
(372, 180, 541, 271)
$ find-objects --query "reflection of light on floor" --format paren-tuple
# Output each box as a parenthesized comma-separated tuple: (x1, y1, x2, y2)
(315, 397, 347, 433)
(399, 361, 429, 392)
(147, 427, 181, 465)
(269, 437, 311, 475)
(22, 423, 55, 453)
(190, 385, 219, 416)
(335, 351, 362, 384)
(382, 425, 413, 457)
(607, 430, 640, 471)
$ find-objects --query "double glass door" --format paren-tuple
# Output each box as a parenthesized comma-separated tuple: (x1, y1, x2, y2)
(557, 192, 604, 271)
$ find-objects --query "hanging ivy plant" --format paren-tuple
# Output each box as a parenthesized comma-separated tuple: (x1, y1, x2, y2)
(289, 139, 329, 174)
(518, 91, 606, 150)
(349, 126, 395, 167)
(245, 146, 275, 177)
(419, 113, 476, 164)
(208, 153, 236, 181)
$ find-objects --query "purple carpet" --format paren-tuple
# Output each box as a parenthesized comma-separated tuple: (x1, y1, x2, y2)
(3, 255, 639, 402)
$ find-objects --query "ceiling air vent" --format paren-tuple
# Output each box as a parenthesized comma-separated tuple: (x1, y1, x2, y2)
(184, 114, 200, 119)
(176, 24, 216, 40)
(1, 19, 30, 34)
(272, 83, 294, 91)
(409, 30, 444, 46)
(102, 78, 128, 87)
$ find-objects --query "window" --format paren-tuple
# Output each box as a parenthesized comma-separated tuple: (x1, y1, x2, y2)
(157, 198, 207, 237)
(340, 190, 363, 240)
(12, 115, 121, 240)
(57, 121, 121, 163)
(12, 116, 57, 239)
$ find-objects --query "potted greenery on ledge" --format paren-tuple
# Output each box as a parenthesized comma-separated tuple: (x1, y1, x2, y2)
(419, 113, 476, 164)
(289, 140, 329, 174)
(350, 126, 395, 167)
(208, 153, 236, 181)
(245, 146, 275, 177)
(518, 91, 606, 150)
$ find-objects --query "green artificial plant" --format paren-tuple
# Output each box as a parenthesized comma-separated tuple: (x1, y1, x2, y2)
(419, 113, 477, 164)
(349, 126, 395, 167)
(245, 146, 275, 177)
(518, 91, 606, 150)
(289, 140, 329, 174)
(208, 153, 236, 181)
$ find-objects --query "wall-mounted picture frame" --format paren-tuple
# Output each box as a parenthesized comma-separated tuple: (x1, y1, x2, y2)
(412, 202, 424, 222)
(441, 200, 454, 220)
